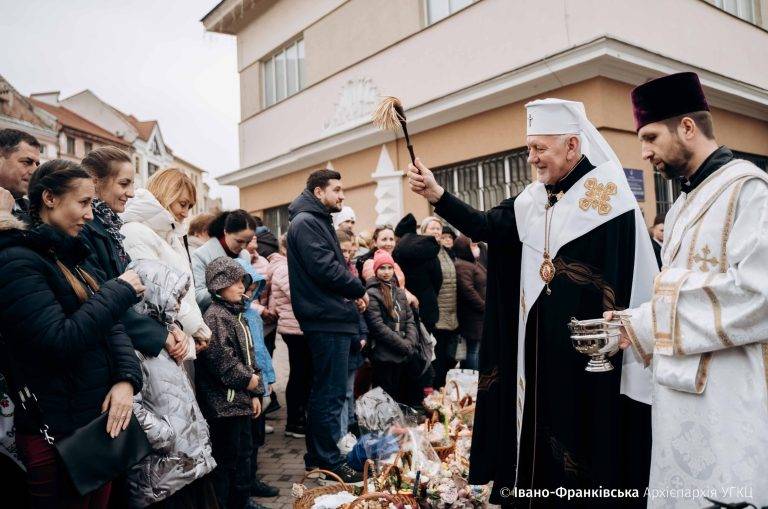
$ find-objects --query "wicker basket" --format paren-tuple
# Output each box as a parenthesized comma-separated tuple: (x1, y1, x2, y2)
(343, 461, 419, 509)
(293, 469, 356, 509)
(456, 394, 475, 427)
(344, 492, 398, 509)
(426, 411, 455, 461)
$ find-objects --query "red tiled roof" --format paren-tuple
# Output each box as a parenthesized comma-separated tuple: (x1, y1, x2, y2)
(30, 98, 130, 147)
(125, 114, 156, 141)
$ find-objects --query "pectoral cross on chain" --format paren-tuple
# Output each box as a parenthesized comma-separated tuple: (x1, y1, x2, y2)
(693, 245, 718, 272)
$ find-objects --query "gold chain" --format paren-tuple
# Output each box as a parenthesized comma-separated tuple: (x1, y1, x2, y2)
(540, 197, 556, 295)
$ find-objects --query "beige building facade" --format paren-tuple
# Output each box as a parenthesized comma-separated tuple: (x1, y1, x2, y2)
(204, 0, 768, 235)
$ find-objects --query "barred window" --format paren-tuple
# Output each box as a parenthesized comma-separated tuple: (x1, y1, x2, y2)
(433, 147, 531, 211)
(264, 204, 290, 238)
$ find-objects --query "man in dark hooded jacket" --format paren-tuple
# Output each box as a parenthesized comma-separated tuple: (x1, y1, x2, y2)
(286, 169, 367, 483)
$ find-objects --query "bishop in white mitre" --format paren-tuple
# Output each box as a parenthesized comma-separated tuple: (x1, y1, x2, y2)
(612, 72, 768, 508)
(408, 99, 658, 507)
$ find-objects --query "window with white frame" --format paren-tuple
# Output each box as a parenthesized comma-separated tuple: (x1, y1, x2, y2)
(262, 38, 306, 108)
(712, 0, 759, 23)
(426, 0, 473, 25)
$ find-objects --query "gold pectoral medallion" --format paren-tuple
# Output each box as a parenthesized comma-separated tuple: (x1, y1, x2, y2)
(540, 251, 555, 295)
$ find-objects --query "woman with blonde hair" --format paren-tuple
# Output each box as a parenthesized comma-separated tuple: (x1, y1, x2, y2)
(121, 168, 211, 354)
(118, 167, 217, 507)
(420, 216, 458, 389)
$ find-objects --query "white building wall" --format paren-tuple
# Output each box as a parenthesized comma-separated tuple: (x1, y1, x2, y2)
(61, 91, 138, 142)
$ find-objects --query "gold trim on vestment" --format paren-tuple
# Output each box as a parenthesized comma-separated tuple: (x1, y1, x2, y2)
(578, 178, 617, 215)
(552, 258, 616, 310)
(702, 272, 734, 348)
(686, 219, 706, 271)
(621, 318, 652, 367)
(651, 271, 691, 354)
(721, 180, 745, 272)
(762, 344, 768, 408)
(695, 353, 713, 394)
(651, 270, 663, 346)
(666, 168, 751, 263)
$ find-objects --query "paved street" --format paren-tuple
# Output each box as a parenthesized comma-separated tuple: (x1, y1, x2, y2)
(253, 335, 311, 509)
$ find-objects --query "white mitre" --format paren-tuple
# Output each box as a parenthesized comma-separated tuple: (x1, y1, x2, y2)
(525, 98, 620, 169)
(526, 98, 583, 136)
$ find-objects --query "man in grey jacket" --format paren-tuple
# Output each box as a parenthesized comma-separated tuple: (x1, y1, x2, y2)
(286, 169, 367, 484)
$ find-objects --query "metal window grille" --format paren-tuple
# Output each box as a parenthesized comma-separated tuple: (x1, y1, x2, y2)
(264, 204, 290, 238)
(433, 147, 531, 211)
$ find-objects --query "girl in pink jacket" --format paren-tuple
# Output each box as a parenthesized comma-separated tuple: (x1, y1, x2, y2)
(268, 235, 308, 438)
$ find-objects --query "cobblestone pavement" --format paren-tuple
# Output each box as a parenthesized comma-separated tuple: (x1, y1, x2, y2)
(252, 335, 309, 509)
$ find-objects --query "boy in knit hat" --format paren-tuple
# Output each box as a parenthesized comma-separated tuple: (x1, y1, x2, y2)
(196, 256, 264, 509)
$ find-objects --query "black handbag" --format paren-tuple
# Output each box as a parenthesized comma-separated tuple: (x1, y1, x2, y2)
(12, 376, 152, 496)
(55, 411, 152, 495)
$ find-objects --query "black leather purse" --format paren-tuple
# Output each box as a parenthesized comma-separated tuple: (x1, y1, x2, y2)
(13, 378, 152, 496)
(55, 411, 151, 495)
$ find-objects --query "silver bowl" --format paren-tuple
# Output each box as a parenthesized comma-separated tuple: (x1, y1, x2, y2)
(568, 317, 622, 372)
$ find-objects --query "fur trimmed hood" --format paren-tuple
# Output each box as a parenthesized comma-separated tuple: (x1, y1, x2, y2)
(0, 211, 27, 232)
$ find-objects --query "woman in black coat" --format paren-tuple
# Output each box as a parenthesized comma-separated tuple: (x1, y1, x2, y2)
(453, 235, 487, 370)
(0, 160, 145, 507)
(392, 214, 442, 332)
(79, 147, 182, 360)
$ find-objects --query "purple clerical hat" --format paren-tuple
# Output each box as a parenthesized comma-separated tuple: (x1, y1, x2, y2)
(631, 72, 709, 131)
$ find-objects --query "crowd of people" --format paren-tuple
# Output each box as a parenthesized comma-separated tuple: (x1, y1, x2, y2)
(0, 130, 488, 508)
(2, 69, 768, 509)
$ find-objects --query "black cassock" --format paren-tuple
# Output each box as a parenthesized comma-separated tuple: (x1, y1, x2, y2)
(434, 157, 651, 507)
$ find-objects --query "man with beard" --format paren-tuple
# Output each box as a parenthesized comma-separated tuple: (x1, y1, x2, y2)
(608, 72, 768, 508)
(408, 99, 656, 507)
(286, 169, 367, 483)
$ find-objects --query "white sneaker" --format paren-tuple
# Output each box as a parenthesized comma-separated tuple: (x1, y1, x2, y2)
(265, 424, 274, 434)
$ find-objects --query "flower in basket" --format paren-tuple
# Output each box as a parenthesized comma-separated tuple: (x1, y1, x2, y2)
(291, 483, 306, 498)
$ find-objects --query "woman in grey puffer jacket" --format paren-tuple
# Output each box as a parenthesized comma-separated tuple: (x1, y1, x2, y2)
(125, 260, 217, 508)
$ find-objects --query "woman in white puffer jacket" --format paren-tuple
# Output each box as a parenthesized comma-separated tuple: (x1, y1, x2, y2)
(120, 169, 211, 359)
(120, 169, 217, 506)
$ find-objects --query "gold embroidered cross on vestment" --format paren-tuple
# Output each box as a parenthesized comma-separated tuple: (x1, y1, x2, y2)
(693, 245, 718, 272)
(579, 178, 617, 215)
